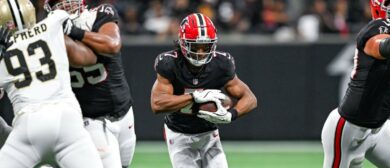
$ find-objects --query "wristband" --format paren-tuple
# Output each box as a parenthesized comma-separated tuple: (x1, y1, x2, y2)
(69, 26, 86, 41)
(228, 108, 238, 121)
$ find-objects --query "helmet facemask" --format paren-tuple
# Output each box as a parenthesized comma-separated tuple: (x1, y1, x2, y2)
(381, 0, 390, 18)
(180, 37, 217, 67)
(45, 0, 84, 16)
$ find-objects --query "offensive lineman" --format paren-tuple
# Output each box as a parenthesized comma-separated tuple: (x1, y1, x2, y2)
(151, 13, 257, 168)
(0, 0, 103, 167)
(45, 0, 136, 167)
(321, 0, 390, 167)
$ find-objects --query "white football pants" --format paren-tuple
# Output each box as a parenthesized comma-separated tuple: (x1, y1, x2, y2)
(0, 102, 103, 168)
(84, 107, 136, 168)
(322, 109, 390, 168)
(164, 124, 228, 168)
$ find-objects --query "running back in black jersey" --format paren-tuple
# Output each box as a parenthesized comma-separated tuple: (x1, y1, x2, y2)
(154, 50, 236, 134)
(70, 4, 133, 118)
(339, 18, 390, 128)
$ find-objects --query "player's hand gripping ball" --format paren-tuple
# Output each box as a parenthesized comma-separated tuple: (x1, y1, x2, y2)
(198, 94, 233, 112)
(196, 92, 235, 124)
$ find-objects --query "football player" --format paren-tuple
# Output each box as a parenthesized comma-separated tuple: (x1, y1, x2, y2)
(321, 0, 390, 167)
(151, 13, 257, 168)
(0, 0, 103, 167)
(45, 0, 136, 167)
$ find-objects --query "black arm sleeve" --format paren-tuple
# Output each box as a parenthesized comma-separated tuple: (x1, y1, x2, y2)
(379, 38, 390, 59)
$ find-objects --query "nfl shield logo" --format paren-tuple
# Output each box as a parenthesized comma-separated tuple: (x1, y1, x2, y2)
(193, 78, 199, 85)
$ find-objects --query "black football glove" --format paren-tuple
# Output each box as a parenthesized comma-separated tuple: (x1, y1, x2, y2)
(0, 26, 13, 60)
(63, 19, 85, 41)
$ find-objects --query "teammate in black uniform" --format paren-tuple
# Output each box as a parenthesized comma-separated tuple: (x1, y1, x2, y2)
(151, 13, 257, 168)
(45, 1, 136, 167)
(322, 0, 390, 167)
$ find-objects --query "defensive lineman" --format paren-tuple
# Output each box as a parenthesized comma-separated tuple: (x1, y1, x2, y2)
(45, 0, 136, 167)
(0, 0, 103, 167)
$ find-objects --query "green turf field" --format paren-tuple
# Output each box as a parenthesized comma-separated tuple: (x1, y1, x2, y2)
(131, 141, 376, 168)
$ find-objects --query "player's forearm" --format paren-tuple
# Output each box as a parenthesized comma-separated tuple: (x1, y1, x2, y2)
(233, 92, 257, 117)
(82, 31, 121, 56)
(151, 94, 193, 114)
(65, 36, 97, 67)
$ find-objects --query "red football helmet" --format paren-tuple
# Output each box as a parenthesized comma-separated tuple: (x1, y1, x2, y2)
(371, 0, 390, 19)
(44, 0, 85, 15)
(179, 13, 217, 67)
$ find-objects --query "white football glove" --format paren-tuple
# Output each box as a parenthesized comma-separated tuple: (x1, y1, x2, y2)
(197, 100, 232, 124)
(191, 89, 227, 104)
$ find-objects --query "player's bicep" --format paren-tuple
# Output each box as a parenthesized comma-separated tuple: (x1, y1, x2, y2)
(364, 34, 390, 60)
(151, 74, 174, 108)
(224, 76, 248, 99)
(65, 36, 97, 67)
(98, 23, 121, 41)
(152, 74, 174, 97)
(98, 23, 121, 50)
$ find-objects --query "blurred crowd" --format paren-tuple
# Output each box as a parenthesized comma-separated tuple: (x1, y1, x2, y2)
(31, 0, 371, 41)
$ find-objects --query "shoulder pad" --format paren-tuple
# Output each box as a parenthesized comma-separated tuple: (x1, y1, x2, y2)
(91, 4, 119, 32)
(48, 10, 69, 24)
(154, 51, 178, 80)
(356, 19, 390, 51)
(214, 51, 235, 64)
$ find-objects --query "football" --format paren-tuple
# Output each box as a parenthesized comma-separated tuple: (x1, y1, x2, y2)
(199, 95, 233, 112)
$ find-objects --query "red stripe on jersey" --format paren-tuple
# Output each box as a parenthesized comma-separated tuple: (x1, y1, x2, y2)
(332, 117, 346, 168)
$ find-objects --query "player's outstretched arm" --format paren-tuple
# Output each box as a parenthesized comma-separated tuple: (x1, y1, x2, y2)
(65, 36, 97, 67)
(151, 74, 193, 114)
(81, 22, 121, 56)
(224, 76, 257, 118)
(364, 34, 390, 59)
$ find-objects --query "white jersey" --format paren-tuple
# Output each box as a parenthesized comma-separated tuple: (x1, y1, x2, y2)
(0, 10, 77, 114)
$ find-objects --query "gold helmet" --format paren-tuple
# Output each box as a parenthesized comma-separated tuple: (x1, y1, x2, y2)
(0, 0, 36, 32)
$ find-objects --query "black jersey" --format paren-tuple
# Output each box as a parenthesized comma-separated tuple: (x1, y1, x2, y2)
(155, 50, 236, 134)
(339, 19, 390, 128)
(70, 4, 133, 119)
